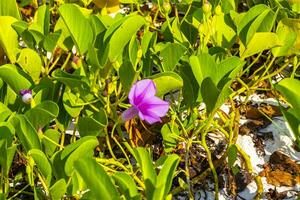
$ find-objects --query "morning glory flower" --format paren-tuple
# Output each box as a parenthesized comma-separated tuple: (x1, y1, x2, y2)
(122, 79, 169, 124)
(20, 89, 33, 104)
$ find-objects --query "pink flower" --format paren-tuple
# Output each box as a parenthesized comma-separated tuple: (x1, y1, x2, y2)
(122, 79, 169, 124)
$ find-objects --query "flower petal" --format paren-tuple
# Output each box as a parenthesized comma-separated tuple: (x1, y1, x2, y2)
(122, 106, 139, 122)
(137, 96, 169, 117)
(128, 79, 156, 106)
(138, 111, 162, 124)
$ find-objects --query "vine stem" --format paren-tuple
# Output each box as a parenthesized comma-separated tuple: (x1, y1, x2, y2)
(195, 109, 219, 200)
(185, 139, 192, 199)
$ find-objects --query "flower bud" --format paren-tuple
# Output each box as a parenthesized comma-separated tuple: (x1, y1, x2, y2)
(215, 5, 222, 15)
(20, 89, 33, 104)
(202, 2, 211, 13)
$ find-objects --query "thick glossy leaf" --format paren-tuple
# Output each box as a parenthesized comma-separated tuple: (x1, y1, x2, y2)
(179, 62, 200, 107)
(0, 16, 19, 63)
(28, 149, 52, 186)
(63, 91, 84, 117)
(276, 78, 300, 119)
(78, 109, 107, 137)
(29, 5, 50, 35)
(240, 32, 282, 59)
(216, 56, 245, 87)
(189, 54, 218, 88)
(272, 19, 298, 57)
(64, 137, 98, 175)
(54, 18, 73, 51)
(0, 64, 31, 94)
(0, 122, 14, 147)
(74, 158, 119, 200)
(109, 15, 146, 61)
(113, 172, 140, 200)
(52, 69, 90, 95)
(153, 154, 179, 200)
(237, 4, 269, 44)
(150, 72, 183, 97)
(17, 48, 42, 82)
(201, 78, 220, 114)
(132, 147, 156, 199)
(213, 13, 236, 48)
(58, 4, 93, 54)
(0, 140, 16, 176)
(42, 129, 60, 157)
(160, 43, 186, 71)
(43, 31, 61, 52)
(25, 101, 59, 129)
(282, 109, 300, 147)
(120, 61, 137, 93)
(0, 0, 21, 19)
(50, 179, 67, 200)
(28, 5, 50, 44)
(11, 115, 41, 152)
(0, 103, 12, 122)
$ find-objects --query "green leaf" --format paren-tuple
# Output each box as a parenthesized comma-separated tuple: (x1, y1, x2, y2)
(0, 16, 19, 63)
(213, 13, 237, 48)
(25, 101, 59, 129)
(11, 115, 41, 152)
(120, 61, 137, 93)
(0, 64, 31, 94)
(240, 32, 282, 59)
(189, 54, 217, 88)
(64, 137, 98, 175)
(17, 48, 43, 82)
(58, 4, 93, 54)
(244, 8, 272, 45)
(54, 18, 73, 51)
(28, 5, 50, 44)
(153, 154, 179, 200)
(149, 72, 183, 97)
(42, 129, 60, 157)
(276, 78, 300, 119)
(132, 147, 156, 199)
(160, 43, 186, 71)
(29, 5, 50, 35)
(272, 19, 298, 57)
(28, 149, 52, 186)
(43, 30, 62, 52)
(201, 78, 220, 114)
(50, 179, 67, 200)
(0, 0, 21, 19)
(63, 91, 84, 117)
(179, 62, 199, 107)
(0, 140, 16, 177)
(228, 144, 238, 167)
(52, 69, 90, 95)
(113, 172, 140, 200)
(109, 15, 146, 61)
(0, 122, 14, 147)
(237, 4, 269, 44)
(74, 158, 120, 200)
(78, 108, 107, 137)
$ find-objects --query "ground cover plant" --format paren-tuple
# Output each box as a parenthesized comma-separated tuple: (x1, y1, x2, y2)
(0, 0, 300, 199)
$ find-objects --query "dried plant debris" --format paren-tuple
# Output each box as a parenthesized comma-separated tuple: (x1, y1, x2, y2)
(260, 151, 300, 187)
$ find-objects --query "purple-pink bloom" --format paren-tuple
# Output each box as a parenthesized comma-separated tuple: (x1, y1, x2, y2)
(122, 79, 169, 124)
